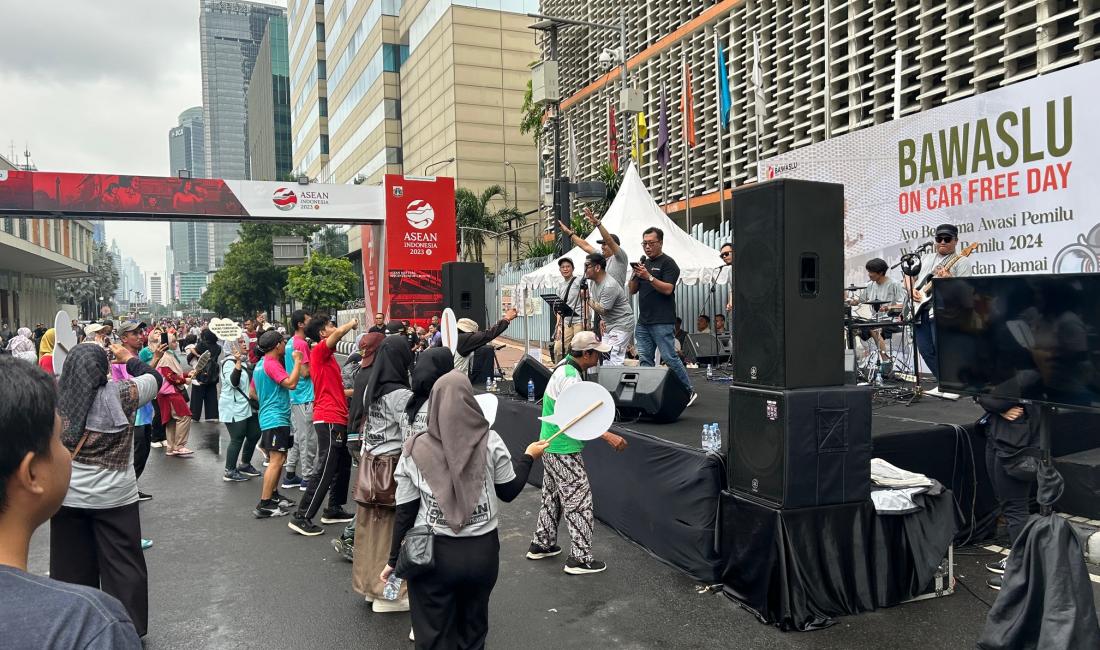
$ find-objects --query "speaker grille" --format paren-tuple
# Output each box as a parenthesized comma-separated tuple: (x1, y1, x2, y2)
(728, 388, 784, 505)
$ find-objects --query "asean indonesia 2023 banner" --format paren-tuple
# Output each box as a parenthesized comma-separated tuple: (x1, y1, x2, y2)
(761, 59, 1097, 286)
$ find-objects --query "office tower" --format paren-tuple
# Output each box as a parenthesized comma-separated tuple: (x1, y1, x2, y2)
(248, 15, 292, 181)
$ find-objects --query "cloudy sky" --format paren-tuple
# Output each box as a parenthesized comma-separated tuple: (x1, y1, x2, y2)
(0, 1, 282, 279)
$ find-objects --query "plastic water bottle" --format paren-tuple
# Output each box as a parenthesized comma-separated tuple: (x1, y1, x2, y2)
(711, 422, 722, 451)
(706, 363, 713, 380)
(701, 423, 710, 449)
(383, 573, 403, 600)
(486, 376, 492, 392)
(527, 379, 535, 402)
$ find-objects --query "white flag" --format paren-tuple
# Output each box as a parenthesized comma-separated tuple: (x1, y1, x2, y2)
(751, 33, 766, 123)
(568, 118, 580, 179)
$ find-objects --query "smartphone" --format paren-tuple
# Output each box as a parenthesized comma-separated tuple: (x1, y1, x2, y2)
(160, 332, 169, 345)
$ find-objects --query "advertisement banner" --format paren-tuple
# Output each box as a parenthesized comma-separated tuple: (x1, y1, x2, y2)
(0, 171, 385, 223)
(382, 175, 457, 326)
(759, 60, 1097, 287)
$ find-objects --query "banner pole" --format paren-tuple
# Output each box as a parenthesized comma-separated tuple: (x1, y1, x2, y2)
(714, 30, 726, 230)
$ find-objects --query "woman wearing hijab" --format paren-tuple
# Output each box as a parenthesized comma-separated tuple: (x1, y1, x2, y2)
(38, 327, 56, 375)
(219, 342, 262, 482)
(6, 327, 37, 362)
(156, 333, 195, 457)
(49, 342, 162, 637)
(352, 335, 415, 611)
(382, 371, 548, 648)
(190, 329, 222, 422)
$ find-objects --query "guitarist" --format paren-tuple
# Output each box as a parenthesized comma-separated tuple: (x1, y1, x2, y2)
(907, 224, 975, 380)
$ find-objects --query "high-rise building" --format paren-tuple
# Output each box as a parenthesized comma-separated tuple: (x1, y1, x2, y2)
(169, 221, 211, 274)
(248, 14, 293, 181)
(90, 220, 106, 245)
(288, 0, 329, 181)
(110, 240, 125, 303)
(200, 0, 286, 268)
(169, 106, 206, 179)
(149, 273, 164, 306)
(178, 271, 209, 305)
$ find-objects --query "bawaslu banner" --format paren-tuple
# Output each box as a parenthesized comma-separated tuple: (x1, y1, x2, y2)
(759, 60, 1097, 287)
(382, 174, 457, 326)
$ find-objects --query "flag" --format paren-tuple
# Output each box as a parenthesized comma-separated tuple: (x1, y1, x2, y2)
(568, 118, 580, 179)
(751, 32, 766, 124)
(716, 37, 731, 130)
(632, 110, 648, 162)
(608, 99, 619, 172)
(681, 61, 696, 147)
(656, 84, 670, 169)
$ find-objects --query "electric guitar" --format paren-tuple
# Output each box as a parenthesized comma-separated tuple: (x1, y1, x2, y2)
(910, 241, 980, 314)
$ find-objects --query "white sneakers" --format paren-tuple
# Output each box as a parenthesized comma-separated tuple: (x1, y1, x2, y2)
(372, 597, 410, 613)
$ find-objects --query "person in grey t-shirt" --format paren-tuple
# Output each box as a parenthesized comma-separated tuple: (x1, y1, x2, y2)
(0, 356, 142, 648)
(583, 253, 634, 366)
(559, 206, 630, 286)
(846, 258, 907, 360)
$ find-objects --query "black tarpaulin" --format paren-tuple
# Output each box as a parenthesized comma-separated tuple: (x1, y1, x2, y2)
(720, 490, 958, 631)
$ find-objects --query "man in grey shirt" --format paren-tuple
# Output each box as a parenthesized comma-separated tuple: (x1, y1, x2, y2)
(847, 258, 907, 360)
(559, 207, 631, 286)
(583, 253, 634, 366)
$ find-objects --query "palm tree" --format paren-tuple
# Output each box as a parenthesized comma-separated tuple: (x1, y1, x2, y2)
(455, 185, 524, 263)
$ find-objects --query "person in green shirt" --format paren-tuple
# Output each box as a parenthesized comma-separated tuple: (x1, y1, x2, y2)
(527, 331, 627, 574)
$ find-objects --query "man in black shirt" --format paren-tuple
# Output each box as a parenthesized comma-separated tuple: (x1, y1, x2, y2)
(628, 227, 696, 405)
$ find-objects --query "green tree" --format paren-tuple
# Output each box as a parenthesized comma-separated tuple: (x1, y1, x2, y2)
(200, 222, 320, 318)
(313, 225, 348, 257)
(455, 185, 524, 262)
(57, 241, 120, 318)
(285, 253, 359, 312)
(519, 76, 547, 146)
(522, 239, 557, 260)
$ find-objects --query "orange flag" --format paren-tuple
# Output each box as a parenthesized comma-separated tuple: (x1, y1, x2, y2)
(681, 61, 697, 147)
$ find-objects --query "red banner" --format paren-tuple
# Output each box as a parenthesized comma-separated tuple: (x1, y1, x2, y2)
(382, 175, 456, 326)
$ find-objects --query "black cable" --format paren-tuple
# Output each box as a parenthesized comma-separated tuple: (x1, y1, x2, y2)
(954, 573, 995, 609)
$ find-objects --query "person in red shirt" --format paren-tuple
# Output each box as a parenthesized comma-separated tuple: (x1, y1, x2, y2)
(288, 315, 360, 536)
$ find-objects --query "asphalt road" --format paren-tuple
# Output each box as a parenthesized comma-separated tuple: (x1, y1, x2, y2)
(26, 421, 1049, 649)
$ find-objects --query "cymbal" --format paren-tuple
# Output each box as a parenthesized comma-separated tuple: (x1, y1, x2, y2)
(845, 284, 864, 292)
(863, 300, 889, 307)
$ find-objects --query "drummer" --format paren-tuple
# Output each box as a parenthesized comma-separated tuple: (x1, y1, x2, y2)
(847, 258, 906, 360)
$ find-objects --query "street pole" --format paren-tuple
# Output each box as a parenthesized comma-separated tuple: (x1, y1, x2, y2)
(619, 7, 628, 171)
(550, 26, 566, 256)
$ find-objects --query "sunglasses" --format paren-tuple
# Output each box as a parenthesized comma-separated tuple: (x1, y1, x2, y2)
(720, 251, 733, 257)
(935, 235, 955, 243)
(641, 240, 660, 247)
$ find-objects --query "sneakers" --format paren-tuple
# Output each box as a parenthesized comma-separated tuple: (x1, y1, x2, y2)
(321, 507, 354, 524)
(288, 516, 325, 536)
(140, 538, 154, 550)
(281, 474, 303, 489)
(299, 479, 310, 492)
(987, 575, 1003, 590)
(137, 491, 153, 502)
(223, 469, 250, 482)
(986, 556, 1007, 575)
(409, 628, 415, 642)
(687, 392, 699, 408)
(372, 597, 410, 613)
(237, 463, 262, 477)
(272, 491, 296, 509)
(253, 500, 289, 518)
(563, 558, 607, 575)
(332, 537, 354, 562)
(150, 441, 165, 448)
(526, 543, 562, 560)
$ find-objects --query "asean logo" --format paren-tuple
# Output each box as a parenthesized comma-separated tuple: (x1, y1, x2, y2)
(406, 200, 435, 230)
(272, 187, 297, 211)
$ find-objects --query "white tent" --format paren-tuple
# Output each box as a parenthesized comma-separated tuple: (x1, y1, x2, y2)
(520, 163, 726, 293)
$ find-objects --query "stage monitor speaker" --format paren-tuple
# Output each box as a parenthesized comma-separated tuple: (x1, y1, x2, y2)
(596, 366, 690, 424)
(732, 178, 844, 388)
(513, 356, 551, 401)
(728, 383, 871, 509)
(686, 333, 731, 364)
(441, 262, 486, 323)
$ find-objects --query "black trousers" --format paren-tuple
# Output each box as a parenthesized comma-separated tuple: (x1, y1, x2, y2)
(49, 502, 149, 637)
(190, 383, 219, 421)
(409, 530, 499, 650)
(297, 422, 352, 520)
(133, 424, 151, 479)
(985, 443, 1033, 546)
(151, 401, 166, 443)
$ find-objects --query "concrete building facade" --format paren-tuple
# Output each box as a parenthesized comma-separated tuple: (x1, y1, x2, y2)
(288, 0, 331, 180)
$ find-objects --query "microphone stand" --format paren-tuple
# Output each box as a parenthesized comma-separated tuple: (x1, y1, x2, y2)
(705, 266, 728, 376)
(898, 252, 924, 405)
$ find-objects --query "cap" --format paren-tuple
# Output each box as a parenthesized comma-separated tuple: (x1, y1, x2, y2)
(84, 323, 105, 337)
(384, 320, 405, 335)
(456, 318, 479, 333)
(101, 319, 114, 327)
(117, 321, 144, 334)
(257, 330, 284, 352)
(935, 223, 959, 238)
(570, 331, 611, 353)
(596, 233, 621, 246)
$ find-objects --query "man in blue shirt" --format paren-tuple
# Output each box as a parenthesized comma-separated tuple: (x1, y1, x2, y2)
(282, 310, 315, 490)
(252, 331, 303, 518)
(0, 356, 142, 648)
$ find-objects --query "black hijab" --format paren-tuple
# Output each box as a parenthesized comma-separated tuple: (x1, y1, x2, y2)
(57, 344, 110, 447)
(365, 335, 414, 404)
(405, 347, 454, 424)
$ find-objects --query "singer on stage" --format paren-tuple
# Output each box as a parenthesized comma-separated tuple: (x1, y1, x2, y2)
(907, 223, 974, 379)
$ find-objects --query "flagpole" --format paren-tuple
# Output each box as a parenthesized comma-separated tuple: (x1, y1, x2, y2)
(660, 82, 668, 214)
(714, 30, 727, 231)
(682, 49, 692, 231)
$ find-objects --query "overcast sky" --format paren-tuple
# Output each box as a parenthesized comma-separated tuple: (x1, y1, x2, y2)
(0, 1, 283, 280)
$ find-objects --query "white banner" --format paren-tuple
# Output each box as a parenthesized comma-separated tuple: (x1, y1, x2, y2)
(759, 60, 1098, 288)
(227, 179, 385, 223)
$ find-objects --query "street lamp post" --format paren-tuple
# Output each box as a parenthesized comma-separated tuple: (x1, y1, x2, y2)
(423, 158, 455, 176)
(503, 161, 519, 260)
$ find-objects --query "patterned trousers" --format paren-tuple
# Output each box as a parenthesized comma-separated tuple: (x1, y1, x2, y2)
(532, 452, 594, 563)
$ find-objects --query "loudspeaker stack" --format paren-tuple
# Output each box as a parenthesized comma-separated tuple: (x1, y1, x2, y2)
(441, 262, 487, 324)
(728, 179, 871, 508)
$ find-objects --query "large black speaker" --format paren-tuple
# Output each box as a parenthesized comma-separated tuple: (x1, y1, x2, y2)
(441, 262, 486, 323)
(733, 178, 844, 388)
(685, 333, 731, 364)
(595, 366, 690, 423)
(728, 383, 871, 508)
(513, 356, 551, 400)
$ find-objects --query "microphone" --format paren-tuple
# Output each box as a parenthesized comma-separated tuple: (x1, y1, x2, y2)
(914, 241, 934, 253)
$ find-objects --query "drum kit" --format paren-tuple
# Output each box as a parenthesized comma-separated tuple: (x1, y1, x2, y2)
(843, 285, 915, 397)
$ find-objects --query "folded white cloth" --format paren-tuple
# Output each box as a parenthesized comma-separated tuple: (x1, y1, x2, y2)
(871, 457, 934, 488)
(870, 487, 928, 514)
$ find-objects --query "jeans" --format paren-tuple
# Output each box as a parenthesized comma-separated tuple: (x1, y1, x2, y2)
(635, 322, 693, 391)
(285, 402, 316, 476)
(914, 316, 939, 379)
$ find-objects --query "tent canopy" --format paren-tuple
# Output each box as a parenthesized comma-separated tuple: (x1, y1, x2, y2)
(520, 163, 726, 292)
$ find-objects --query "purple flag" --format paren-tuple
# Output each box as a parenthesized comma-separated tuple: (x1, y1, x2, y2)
(657, 84, 670, 169)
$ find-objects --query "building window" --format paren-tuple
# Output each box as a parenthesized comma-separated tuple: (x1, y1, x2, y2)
(19, 219, 27, 240)
(383, 44, 408, 72)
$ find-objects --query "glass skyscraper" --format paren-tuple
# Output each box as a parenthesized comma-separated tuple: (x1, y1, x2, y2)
(168, 106, 205, 179)
(247, 14, 292, 181)
(199, 0, 285, 268)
